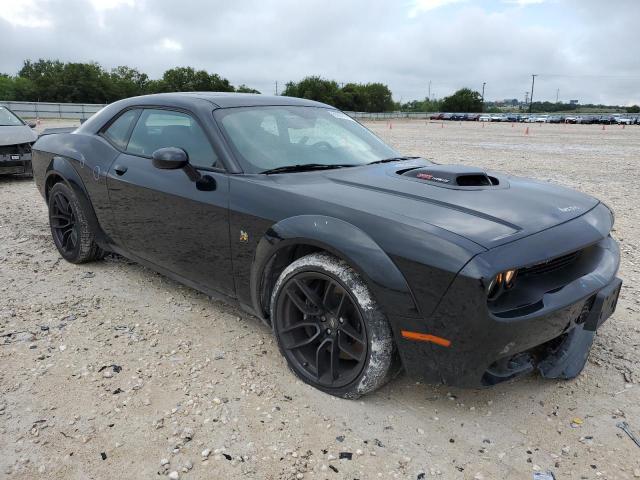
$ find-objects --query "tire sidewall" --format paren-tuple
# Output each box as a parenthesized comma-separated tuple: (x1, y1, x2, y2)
(271, 252, 395, 398)
(48, 182, 101, 263)
(48, 182, 82, 262)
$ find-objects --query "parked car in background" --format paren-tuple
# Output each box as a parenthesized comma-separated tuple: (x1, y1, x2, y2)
(0, 106, 38, 176)
(547, 115, 564, 124)
(466, 113, 480, 121)
(505, 114, 520, 122)
(490, 114, 504, 122)
(30, 92, 622, 396)
(441, 113, 453, 121)
(614, 116, 632, 125)
(450, 113, 465, 121)
(533, 115, 549, 123)
(479, 114, 491, 122)
(429, 113, 444, 120)
(564, 116, 577, 124)
(598, 115, 616, 125)
(576, 115, 597, 124)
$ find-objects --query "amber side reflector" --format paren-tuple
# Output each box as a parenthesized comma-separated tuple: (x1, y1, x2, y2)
(401, 330, 452, 347)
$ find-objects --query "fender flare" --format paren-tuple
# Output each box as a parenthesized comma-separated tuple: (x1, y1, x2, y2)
(250, 215, 421, 323)
(44, 156, 108, 245)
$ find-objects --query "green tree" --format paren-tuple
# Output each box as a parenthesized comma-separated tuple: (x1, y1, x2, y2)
(282, 77, 396, 112)
(160, 67, 234, 92)
(110, 66, 149, 98)
(235, 84, 261, 94)
(627, 105, 640, 113)
(441, 88, 483, 113)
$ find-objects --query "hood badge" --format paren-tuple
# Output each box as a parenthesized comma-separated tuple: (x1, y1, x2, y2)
(558, 205, 581, 213)
(416, 172, 450, 184)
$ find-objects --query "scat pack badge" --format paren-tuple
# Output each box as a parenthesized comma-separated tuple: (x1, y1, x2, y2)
(239, 230, 249, 242)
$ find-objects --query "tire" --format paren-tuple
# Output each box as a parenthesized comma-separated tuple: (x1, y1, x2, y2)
(271, 252, 397, 398)
(48, 182, 104, 264)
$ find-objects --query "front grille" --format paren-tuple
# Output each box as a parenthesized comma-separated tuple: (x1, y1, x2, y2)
(519, 250, 582, 277)
(0, 143, 32, 156)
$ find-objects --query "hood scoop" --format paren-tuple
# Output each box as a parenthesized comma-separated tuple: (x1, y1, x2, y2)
(398, 164, 503, 190)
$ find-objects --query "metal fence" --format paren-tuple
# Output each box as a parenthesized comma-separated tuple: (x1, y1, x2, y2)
(345, 111, 434, 120)
(0, 101, 106, 120)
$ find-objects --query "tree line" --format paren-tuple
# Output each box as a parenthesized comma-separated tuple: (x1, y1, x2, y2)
(2, 60, 637, 114)
(0, 59, 260, 104)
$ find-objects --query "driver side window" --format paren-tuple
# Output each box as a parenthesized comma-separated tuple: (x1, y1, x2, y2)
(127, 109, 219, 169)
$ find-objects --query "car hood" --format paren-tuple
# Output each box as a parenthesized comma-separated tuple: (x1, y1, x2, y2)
(0, 125, 38, 146)
(282, 159, 600, 249)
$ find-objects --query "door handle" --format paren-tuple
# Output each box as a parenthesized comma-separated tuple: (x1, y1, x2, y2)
(114, 165, 128, 176)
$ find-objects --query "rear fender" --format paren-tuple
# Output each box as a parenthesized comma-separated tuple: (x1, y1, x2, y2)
(250, 215, 420, 324)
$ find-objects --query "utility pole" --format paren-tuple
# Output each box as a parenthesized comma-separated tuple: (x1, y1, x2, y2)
(529, 74, 537, 113)
(428, 80, 431, 101)
(481, 82, 486, 112)
(275, 81, 278, 95)
(556, 88, 559, 103)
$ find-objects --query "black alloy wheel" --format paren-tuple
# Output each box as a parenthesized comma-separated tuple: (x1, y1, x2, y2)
(50, 190, 79, 256)
(276, 271, 368, 389)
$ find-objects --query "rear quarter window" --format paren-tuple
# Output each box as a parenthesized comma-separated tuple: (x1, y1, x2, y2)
(102, 109, 140, 149)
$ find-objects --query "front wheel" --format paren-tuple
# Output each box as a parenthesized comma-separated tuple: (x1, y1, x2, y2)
(271, 252, 397, 398)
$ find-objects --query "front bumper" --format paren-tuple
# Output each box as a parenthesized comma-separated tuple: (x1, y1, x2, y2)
(0, 152, 32, 175)
(393, 206, 621, 387)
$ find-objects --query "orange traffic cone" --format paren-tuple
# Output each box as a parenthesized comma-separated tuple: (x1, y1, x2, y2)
(389, 121, 393, 130)
(602, 124, 605, 131)
(524, 127, 529, 136)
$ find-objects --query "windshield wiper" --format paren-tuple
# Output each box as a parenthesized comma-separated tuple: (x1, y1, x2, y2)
(367, 156, 420, 165)
(261, 163, 357, 175)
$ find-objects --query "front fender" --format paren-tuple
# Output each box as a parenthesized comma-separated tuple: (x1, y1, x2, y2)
(250, 215, 421, 322)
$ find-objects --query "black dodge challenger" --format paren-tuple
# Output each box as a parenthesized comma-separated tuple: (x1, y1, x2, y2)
(31, 93, 621, 397)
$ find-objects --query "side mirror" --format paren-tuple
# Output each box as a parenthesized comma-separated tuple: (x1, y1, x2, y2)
(152, 147, 188, 170)
(28, 122, 37, 129)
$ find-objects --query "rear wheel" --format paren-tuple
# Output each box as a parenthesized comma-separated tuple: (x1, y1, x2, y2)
(48, 182, 104, 264)
(271, 252, 397, 398)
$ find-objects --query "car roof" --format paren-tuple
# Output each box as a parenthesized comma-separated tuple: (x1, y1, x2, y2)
(118, 92, 333, 109)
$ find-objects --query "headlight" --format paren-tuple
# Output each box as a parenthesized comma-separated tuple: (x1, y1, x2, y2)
(487, 269, 517, 301)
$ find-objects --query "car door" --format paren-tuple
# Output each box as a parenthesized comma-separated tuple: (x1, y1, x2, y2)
(105, 108, 235, 296)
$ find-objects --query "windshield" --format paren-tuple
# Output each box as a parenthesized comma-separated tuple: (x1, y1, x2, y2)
(0, 107, 24, 126)
(214, 106, 399, 173)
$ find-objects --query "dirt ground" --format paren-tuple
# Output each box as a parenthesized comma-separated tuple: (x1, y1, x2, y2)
(1, 119, 639, 480)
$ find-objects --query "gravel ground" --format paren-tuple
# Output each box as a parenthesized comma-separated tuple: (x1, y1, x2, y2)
(1, 120, 639, 480)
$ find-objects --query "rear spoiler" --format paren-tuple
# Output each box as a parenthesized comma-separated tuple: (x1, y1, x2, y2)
(38, 127, 77, 137)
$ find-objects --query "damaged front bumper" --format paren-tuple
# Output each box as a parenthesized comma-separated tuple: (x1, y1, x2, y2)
(393, 205, 621, 387)
(0, 150, 32, 175)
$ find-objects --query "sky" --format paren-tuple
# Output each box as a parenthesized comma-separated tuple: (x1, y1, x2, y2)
(1, 0, 639, 105)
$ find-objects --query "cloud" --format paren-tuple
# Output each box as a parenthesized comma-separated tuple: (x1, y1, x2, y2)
(503, 0, 546, 5)
(159, 38, 182, 52)
(0, 0, 638, 105)
(0, 0, 52, 28)
(408, 0, 467, 17)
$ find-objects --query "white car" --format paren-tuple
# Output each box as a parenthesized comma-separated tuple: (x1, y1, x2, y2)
(615, 117, 632, 125)
(479, 114, 491, 122)
(533, 115, 549, 123)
